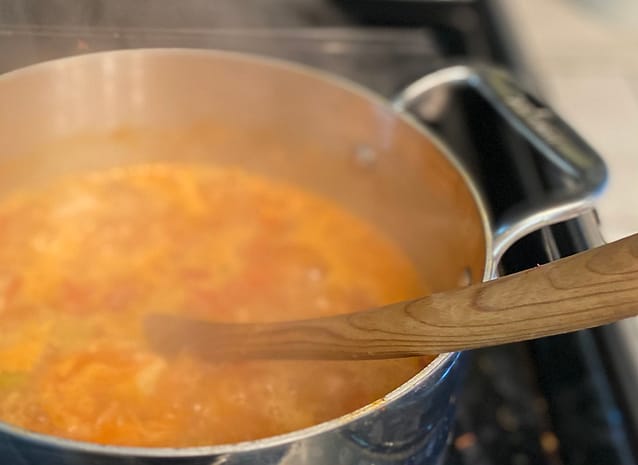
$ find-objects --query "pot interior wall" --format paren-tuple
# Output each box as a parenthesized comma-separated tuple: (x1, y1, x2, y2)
(0, 49, 487, 293)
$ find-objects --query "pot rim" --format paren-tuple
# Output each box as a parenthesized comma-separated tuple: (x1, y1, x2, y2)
(0, 47, 495, 457)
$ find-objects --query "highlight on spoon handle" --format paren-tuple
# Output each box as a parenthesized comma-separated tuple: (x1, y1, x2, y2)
(146, 233, 638, 360)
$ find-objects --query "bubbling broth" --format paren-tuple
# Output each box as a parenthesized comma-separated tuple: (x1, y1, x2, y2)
(0, 163, 433, 447)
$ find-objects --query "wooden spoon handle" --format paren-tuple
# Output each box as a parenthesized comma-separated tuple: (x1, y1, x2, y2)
(146, 233, 638, 360)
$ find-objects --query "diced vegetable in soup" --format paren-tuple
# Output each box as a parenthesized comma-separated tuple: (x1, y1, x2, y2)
(0, 163, 433, 447)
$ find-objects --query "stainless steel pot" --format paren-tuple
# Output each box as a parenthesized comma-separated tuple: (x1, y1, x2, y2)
(0, 49, 606, 465)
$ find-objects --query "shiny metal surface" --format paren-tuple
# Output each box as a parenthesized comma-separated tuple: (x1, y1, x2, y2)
(394, 65, 608, 268)
(0, 49, 489, 465)
(0, 49, 607, 464)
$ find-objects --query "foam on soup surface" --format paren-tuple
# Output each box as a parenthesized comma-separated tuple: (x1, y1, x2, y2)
(0, 163, 432, 447)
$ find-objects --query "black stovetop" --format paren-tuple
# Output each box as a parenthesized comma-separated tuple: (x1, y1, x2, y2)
(0, 1, 634, 463)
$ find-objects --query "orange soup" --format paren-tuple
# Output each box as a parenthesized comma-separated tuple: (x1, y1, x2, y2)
(0, 163, 432, 447)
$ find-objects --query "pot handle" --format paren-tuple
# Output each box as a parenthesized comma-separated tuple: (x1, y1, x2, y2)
(393, 65, 607, 266)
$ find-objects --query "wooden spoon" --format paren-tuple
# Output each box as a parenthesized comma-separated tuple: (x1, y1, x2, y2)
(145, 233, 638, 360)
